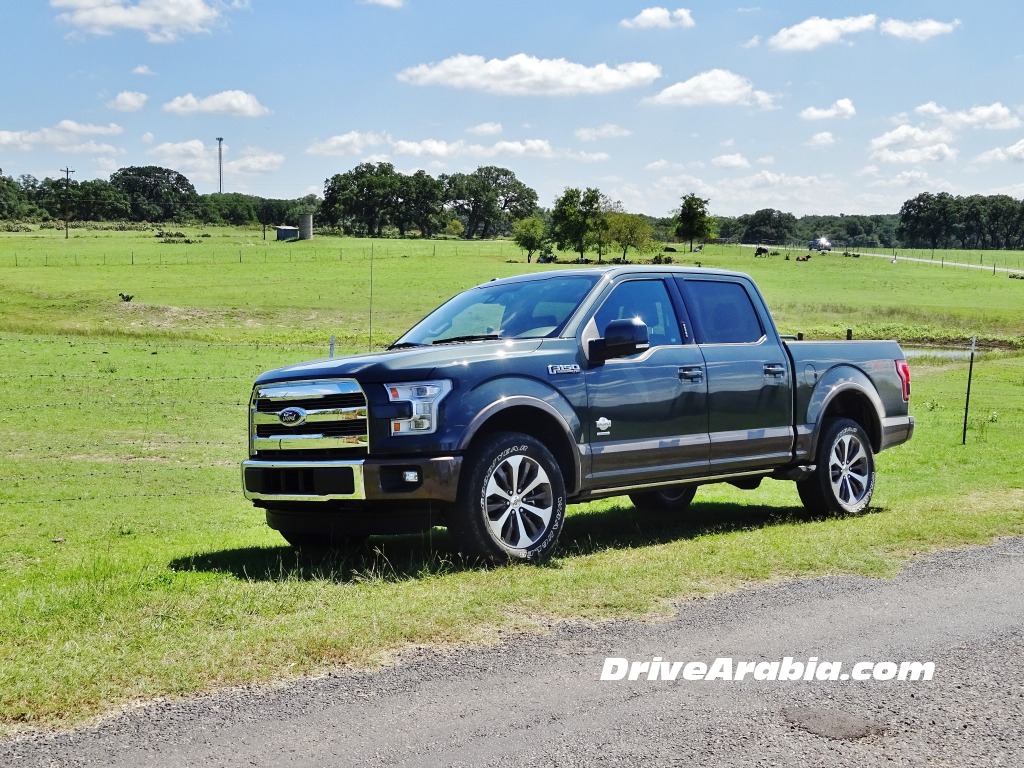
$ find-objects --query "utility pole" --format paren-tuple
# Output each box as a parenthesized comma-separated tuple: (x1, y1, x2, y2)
(61, 167, 75, 239)
(216, 137, 224, 193)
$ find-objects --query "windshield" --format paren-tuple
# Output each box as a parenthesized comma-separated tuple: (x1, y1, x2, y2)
(394, 274, 599, 346)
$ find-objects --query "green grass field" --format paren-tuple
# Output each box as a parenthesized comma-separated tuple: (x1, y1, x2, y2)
(1, 226, 1023, 733)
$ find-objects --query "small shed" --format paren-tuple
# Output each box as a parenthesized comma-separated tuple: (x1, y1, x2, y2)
(275, 225, 299, 241)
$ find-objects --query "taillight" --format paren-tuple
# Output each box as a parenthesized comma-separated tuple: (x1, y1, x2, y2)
(895, 359, 911, 402)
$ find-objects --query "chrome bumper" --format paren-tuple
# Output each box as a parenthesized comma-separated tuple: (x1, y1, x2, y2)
(241, 455, 463, 504)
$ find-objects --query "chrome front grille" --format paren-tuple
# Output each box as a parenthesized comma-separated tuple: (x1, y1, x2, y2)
(249, 378, 369, 455)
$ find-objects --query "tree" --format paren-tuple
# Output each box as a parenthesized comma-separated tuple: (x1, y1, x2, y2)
(0, 174, 29, 219)
(444, 166, 538, 239)
(674, 193, 714, 251)
(110, 166, 201, 222)
(550, 187, 602, 262)
(607, 212, 654, 260)
(739, 208, 797, 245)
(394, 170, 444, 238)
(201, 192, 258, 226)
(75, 179, 129, 221)
(321, 162, 400, 236)
(512, 215, 547, 262)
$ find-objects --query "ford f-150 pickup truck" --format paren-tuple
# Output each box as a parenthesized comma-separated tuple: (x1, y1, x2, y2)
(242, 266, 914, 563)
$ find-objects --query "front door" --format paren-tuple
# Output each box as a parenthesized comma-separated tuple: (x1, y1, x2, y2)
(582, 278, 710, 488)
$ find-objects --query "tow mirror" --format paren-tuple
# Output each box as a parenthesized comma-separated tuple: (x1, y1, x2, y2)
(590, 317, 650, 362)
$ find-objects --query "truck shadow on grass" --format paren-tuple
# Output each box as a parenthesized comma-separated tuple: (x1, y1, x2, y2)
(169, 501, 883, 584)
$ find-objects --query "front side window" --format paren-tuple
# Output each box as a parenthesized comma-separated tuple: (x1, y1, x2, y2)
(592, 280, 681, 347)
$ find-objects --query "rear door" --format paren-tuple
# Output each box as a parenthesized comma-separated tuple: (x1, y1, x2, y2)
(675, 276, 794, 474)
(581, 277, 709, 487)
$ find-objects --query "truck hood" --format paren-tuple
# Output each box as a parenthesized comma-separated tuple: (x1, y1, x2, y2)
(255, 338, 547, 385)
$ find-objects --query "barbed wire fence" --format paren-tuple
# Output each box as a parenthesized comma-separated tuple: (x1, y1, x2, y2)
(0, 334, 336, 508)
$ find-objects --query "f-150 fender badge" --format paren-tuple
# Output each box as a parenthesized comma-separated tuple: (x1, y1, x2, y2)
(548, 364, 581, 375)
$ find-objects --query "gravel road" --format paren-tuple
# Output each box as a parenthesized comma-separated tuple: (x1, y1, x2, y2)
(4, 537, 1023, 767)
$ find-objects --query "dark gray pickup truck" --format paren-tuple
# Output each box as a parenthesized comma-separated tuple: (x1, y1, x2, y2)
(242, 266, 914, 563)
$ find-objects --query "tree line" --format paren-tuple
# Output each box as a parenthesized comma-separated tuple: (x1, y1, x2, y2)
(4, 163, 1023, 253)
(896, 192, 1024, 251)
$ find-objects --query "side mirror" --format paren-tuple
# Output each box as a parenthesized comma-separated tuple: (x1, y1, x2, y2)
(590, 317, 650, 362)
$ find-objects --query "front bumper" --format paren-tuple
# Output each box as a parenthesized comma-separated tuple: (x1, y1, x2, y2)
(241, 455, 463, 504)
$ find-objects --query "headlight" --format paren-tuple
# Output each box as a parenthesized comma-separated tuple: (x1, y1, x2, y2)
(384, 380, 452, 436)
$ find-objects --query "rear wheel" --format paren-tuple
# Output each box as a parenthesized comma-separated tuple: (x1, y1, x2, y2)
(450, 432, 566, 564)
(797, 418, 875, 515)
(628, 484, 697, 513)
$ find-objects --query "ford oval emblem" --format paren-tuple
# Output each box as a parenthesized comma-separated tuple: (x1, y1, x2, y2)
(278, 406, 307, 427)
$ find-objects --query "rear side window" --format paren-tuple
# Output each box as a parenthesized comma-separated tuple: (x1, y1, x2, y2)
(681, 279, 764, 344)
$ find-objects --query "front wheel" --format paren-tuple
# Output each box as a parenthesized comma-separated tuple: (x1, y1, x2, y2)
(450, 432, 566, 564)
(797, 418, 876, 515)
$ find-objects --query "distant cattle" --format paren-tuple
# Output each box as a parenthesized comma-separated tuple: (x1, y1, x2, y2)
(754, 246, 769, 257)
(663, 246, 677, 253)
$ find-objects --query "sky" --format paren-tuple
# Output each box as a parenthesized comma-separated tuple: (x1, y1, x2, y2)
(2, 1, 1023, 218)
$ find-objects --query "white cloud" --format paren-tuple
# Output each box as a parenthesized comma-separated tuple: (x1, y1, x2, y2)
(363, 0, 403, 6)
(467, 122, 502, 136)
(800, 98, 855, 120)
(880, 18, 960, 42)
(769, 14, 877, 51)
(865, 169, 938, 188)
(226, 148, 285, 174)
(974, 139, 1024, 164)
(620, 7, 695, 29)
(396, 53, 661, 95)
(107, 91, 148, 112)
(867, 126, 957, 161)
(162, 90, 269, 117)
(808, 131, 836, 148)
(389, 137, 608, 162)
(391, 138, 468, 159)
(0, 119, 122, 154)
(148, 139, 209, 172)
(141, 131, 154, 143)
(712, 153, 751, 169)
(756, 155, 774, 165)
(51, 0, 231, 43)
(575, 123, 632, 141)
(647, 69, 774, 108)
(742, 35, 760, 48)
(132, 64, 155, 75)
(915, 101, 1020, 130)
(306, 131, 385, 156)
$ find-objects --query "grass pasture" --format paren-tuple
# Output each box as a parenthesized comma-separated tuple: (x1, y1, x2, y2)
(1, 227, 1023, 734)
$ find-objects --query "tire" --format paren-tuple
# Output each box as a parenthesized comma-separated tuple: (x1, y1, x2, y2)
(797, 418, 875, 515)
(628, 484, 697, 513)
(450, 432, 566, 564)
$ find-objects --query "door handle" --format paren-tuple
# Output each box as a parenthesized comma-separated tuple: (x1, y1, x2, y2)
(763, 363, 787, 378)
(679, 366, 704, 382)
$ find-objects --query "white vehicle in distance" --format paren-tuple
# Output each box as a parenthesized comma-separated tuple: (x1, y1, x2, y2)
(808, 237, 832, 251)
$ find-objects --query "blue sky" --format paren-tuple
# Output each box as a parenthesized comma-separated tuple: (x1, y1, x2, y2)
(2, 1, 1022, 218)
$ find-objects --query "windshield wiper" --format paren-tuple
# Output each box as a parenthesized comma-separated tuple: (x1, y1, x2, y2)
(431, 334, 502, 345)
(388, 341, 425, 350)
